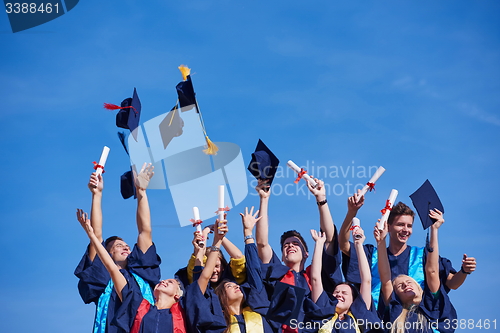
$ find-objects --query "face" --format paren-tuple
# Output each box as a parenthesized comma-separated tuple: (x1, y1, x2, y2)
(210, 258, 223, 283)
(393, 276, 421, 305)
(281, 237, 308, 264)
(224, 282, 244, 304)
(108, 239, 131, 263)
(388, 215, 413, 245)
(333, 284, 354, 313)
(154, 279, 181, 299)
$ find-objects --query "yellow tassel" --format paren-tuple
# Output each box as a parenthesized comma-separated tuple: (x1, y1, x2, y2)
(203, 135, 219, 155)
(178, 65, 191, 81)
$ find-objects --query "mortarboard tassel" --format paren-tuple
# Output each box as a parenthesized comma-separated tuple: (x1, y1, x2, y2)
(103, 103, 137, 114)
(178, 65, 191, 81)
(203, 135, 219, 155)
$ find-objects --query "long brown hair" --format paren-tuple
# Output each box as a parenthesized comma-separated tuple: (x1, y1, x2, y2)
(214, 280, 246, 333)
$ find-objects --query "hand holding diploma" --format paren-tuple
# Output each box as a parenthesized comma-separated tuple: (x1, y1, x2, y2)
(351, 217, 362, 240)
(93, 146, 110, 177)
(192, 207, 204, 247)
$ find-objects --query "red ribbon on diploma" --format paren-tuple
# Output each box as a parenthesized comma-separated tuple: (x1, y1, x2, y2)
(92, 161, 105, 173)
(367, 182, 375, 192)
(381, 200, 392, 215)
(190, 219, 203, 227)
(214, 206, 230, 214)
(294, 168, 307, 183)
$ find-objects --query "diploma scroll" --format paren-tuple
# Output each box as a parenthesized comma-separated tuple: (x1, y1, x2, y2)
(95, 146, 110, 177)
(192, 207, 204, 247)
(218, 185, 226, 235)
(359, 166, 386, 199)
(351, 217, 362, 240)
(379, 189, 398, 230)
(287, 160, 317, 188)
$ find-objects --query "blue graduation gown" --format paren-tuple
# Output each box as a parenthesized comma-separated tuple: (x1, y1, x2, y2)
(303, 291, 383, 333)
(383, 284, 457, 333)
(74, 244, 161, 333)
(342, 243, 455, 311)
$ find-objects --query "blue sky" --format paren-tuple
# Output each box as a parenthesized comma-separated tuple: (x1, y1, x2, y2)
(1, 1, 499, 332)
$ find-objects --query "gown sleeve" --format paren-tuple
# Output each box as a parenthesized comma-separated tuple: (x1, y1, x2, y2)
(74, 245, 110, 304)
(127, 243, 161, 289)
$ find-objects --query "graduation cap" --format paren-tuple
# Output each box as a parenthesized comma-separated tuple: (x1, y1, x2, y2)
(104, 88, 142, 141)
(159, 105, 185, 149)
(175, 65, 218, 155)
(409, 179, 444, 229)
(266, 282, 306, 326)
(247, 139, 280, 187)
(120, 169, 136, 199)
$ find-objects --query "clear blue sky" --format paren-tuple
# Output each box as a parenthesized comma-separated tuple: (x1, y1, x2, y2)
(1, 1, 499, 332)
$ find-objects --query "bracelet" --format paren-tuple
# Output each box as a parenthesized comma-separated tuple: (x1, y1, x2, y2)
(317, 199, 327, 206)
(460, 266, 471, 275)
(209, 246, 221, 252)
(244, 234, 254, 241)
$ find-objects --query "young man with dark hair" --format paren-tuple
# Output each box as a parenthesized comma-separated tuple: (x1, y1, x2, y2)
(339, 195, 476, 311)
(74, 163, 161, 333)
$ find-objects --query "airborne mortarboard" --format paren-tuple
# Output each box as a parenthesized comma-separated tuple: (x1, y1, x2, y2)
(159, 105, 185, 149)
(409, 179, 444, 230)
(176, 75, 196, 111)
(120, 169, 136, 199)
(112, 88, 142, 141)
(247, 139, 280, 187)
(266, 282, 306, 326)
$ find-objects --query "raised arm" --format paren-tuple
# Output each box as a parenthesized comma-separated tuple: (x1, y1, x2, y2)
(88, 172, 104, 261)
(426, 209, 443, 293)
(198, 219, 227, 294)
(352, 227, 371, 309)
(254, 180, 273, 263)
(374, 221, 391, 306)
(339, 191, 364, 256)
(77, 209, 127, 300)
(307, 179, 335, 255)
(309, 230, 326, 303)
(445, 254, 476, 290)
(222, 238, 243, 260)
(240, 206, 261, 245)
(135, 163, 154, 254)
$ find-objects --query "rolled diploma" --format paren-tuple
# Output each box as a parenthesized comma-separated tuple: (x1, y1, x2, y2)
(359, 166, 386, 197)
(287, 160, 317, 188)
(218, 185, 225, 234)
(193, 207, 204, 247)
(352, 217, 362, 239)
(95, 146, 110, 176)
(379, 189, 398, 230)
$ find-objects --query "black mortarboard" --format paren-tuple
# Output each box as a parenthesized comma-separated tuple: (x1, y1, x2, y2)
(116, 88, 141, 141)
(266, 282, 306, 326)
(409, 179, 444, 229)
(120, 169, 136, 199)
(247, 139, 280, 187)
(159, 105, 185, 149)
(176, 75, 196, 111)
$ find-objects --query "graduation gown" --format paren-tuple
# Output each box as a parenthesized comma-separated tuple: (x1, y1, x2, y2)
(383, 284, 457, 333)
(342, 243, 455, 311)
(74, 244, 161, 333)
(303, 291, 383, 333)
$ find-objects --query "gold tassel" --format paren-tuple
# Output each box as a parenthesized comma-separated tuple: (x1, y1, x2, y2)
(178, 65, 191, 81)
(203, 135, 219, 155)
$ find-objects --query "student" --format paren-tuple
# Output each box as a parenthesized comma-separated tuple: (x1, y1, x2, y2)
(213, 207, 281, 333)
(339, 196, 476, 309)
(303, 228, 381, 333)
(74, 164, 161, 333)
(254, 178, 337, 332)
(377, 209, 457, 333)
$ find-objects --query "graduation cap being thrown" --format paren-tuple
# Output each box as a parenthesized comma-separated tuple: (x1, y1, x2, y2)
(175, 65, 218, 155)
(247, 139, 280, 188)
(409, 179, 444, 230)
(120, 168, 137, 200)
(104, 88, 142, 141)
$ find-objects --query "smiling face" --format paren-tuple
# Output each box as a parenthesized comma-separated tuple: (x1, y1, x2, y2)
(281, 236, 308, 265)
(393, 275, 422, 306)
(154, 279, 182, 300)
(333, 284, 354, 314)
(107, 239, 131, 265)
(210, 257, 223, 283)
(388, 215, 413, 246)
